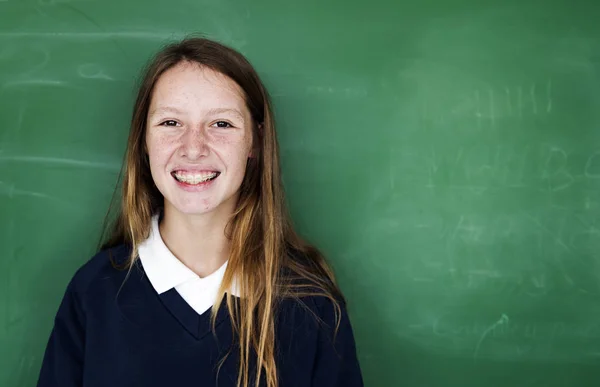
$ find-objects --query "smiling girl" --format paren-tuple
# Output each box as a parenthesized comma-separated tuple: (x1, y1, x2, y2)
(37, 37, 363, 387)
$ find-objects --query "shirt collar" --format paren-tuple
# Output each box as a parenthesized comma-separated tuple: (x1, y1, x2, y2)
(138, 215, 236, 296)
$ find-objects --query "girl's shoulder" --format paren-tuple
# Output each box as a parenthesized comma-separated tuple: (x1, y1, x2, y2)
(67, 244, 133, 296)
(278, 247, 348, 329)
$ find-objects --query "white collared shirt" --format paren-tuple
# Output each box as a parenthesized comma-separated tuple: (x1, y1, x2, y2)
(138, 215, 238, 315)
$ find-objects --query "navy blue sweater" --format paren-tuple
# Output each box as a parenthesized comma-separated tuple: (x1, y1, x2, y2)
(37, 245, 363, 387)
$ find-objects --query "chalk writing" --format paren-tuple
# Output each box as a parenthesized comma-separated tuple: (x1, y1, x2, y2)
(387, 143, 598, 193)
(474, 314, 509, 360)
(0, 154, 120, 171)
(585, 151, 600, 178)
(78, 63, 114, 81)
(419, 80, 555, 131)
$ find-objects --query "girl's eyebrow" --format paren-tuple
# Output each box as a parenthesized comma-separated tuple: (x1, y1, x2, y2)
(148, 106, 246, 123)
(148, 106, 185, 117)
(206, 108, 246, 123)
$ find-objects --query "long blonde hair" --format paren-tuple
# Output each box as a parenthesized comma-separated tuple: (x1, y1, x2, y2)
(101, 37, 342, 387)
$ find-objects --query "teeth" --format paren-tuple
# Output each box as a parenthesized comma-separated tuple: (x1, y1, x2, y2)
(173, 171, 218, 184)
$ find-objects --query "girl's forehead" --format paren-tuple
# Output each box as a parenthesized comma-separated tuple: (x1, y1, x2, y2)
(150, 62, 248, 111)
(158, 63, 242, 95)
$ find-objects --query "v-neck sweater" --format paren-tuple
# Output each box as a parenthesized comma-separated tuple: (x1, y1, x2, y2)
(137, 214, 239, 316)
(37, 244, 364, 387)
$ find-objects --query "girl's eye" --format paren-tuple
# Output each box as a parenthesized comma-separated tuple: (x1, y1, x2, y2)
(160, 120, 179, 127)
(213, 121, 232, 128)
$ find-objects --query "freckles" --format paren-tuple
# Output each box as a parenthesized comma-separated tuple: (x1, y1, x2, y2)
(213, 133, 235, 145)
(213, 133, 251, 160)
(221, 146, 246, 164)
(149, 133, 177, 154)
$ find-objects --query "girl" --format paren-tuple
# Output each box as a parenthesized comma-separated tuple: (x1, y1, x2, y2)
(37, 37, 363, 387)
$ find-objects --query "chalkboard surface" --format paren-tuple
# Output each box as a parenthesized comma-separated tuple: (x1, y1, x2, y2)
(1, 0, 600, 386)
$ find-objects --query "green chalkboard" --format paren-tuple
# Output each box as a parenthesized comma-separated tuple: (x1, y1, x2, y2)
(1, 0, 600, 386)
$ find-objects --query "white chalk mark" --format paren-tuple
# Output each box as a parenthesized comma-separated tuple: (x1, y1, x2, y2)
(78, 63, 114, 81)
(468, 269, 502, 278)
(26, 356, 36, 384)
(517, 145, 530, 184)
(15, 101, 26, 134)
(584, 151, 600, 178)
(13, 355, 37, 387)
(389, 148, 395, 191)
(430, 148, 438, 172)
(526, 214, 572, 253)
(21, 47, 51, 77)
(489, 88, 495, 126)
(546, 79, 553, 113)
(0, 31, 178, 40)
(531, 274, 546, 289)
(530, 83, 537, 114)
(0, 155, 121, 171)
(587, 226, 600, 236)
(63, 3, 105, 30)
(15, 188, 53, 200)
(5, 187, 48, 199)
(452, 215, 465, 240)
(0, 181, 16, 198)
(437, 184, 499, 191)
(452, 147, 464, 180)
(475, 89, 481, 129)
(0, 181, 43, 199)
(426, 149, 437, 188)
(39, 0, 102, 4)
(474, 314, 509, 360)
(505, 87, 513, 117)
(542, 147, 574, 191)
(542, 146, 566, 178)
(517, 86, 523, 118)
(32, 5, 49, 17)
(551, 173, 575, 192)
(462, 222, 484, 243)
(1, 79, 67, 89)
(0, 181, 79, 208)
(14, 357, 26, 387)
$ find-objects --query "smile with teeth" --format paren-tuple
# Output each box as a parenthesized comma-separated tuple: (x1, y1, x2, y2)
(172, 171, 220, 185)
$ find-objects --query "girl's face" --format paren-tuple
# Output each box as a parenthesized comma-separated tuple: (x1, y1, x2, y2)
(145, 61, 253, 218)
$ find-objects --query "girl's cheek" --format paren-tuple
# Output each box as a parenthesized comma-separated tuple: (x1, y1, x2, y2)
(150, 135, 177, 154)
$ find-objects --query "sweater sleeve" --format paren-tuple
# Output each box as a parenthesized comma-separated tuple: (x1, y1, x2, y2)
(37, 279, 86, 387)
(311, 297, 364, 387)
